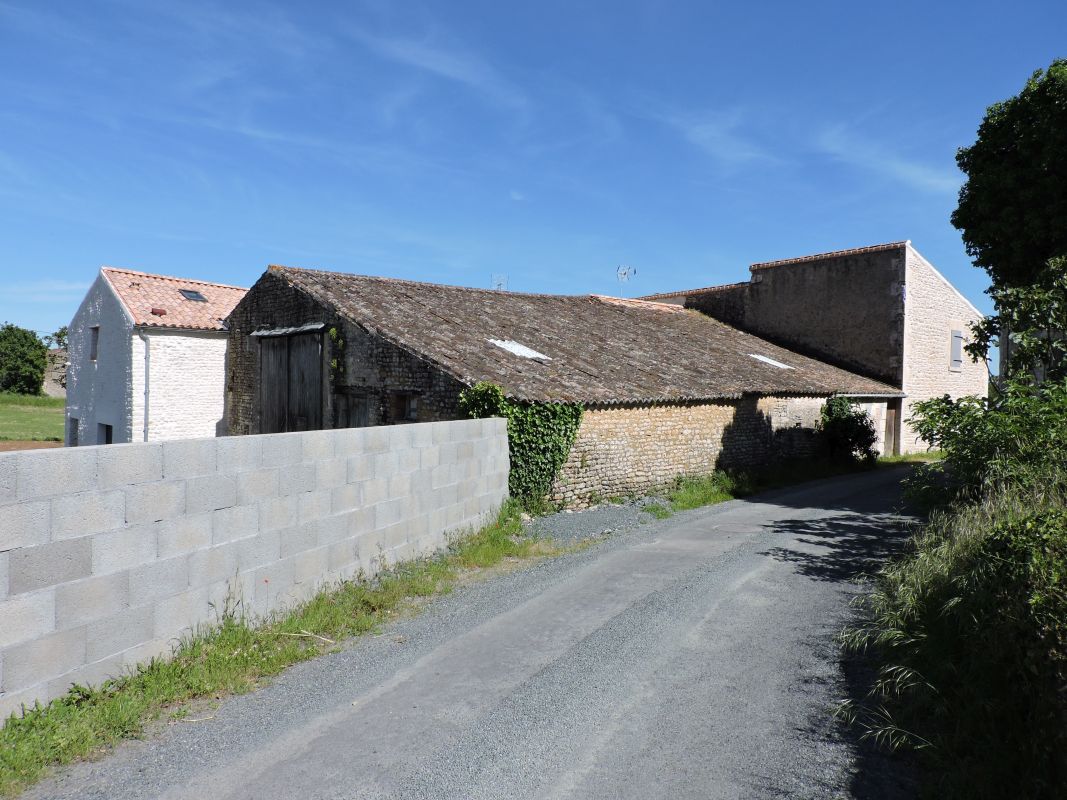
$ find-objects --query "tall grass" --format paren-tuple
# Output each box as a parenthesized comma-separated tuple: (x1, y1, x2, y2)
(840, 480, 1067, 798)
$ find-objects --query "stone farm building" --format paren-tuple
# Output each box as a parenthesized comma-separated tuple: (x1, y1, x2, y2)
(66, 268, 247, 445)
(226, 265, 901, 506)
(642, 241, 988, 453)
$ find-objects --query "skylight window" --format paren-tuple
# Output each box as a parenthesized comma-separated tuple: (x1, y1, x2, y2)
(488, 339, 551, 361)
(179, 289, 207, 302)
(749, 353, 794, 370)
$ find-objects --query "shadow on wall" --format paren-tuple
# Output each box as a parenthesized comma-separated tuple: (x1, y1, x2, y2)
(714, 395, 817, 472)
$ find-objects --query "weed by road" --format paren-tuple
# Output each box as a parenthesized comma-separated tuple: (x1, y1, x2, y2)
(0, 501, 549, 798)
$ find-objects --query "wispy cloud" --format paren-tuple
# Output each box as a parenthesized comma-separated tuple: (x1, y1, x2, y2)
(817, 125, 961, 194)
(655, 108, 781, 169)
(159, 112, 460, 178)
(509, 189, 525, 201)
(0, 149, 31, 184)
(348, 26, 527, 110)
(8, 279, 90, 303)
(0, 2, 95, 45)
(115, 0, 317, 60)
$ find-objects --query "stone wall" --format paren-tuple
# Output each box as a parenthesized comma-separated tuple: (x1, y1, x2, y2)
(131, 329, 229, 442)
(549, 395, 826, 507)
(901, 248, 988, 452)
(226, 271, 466, 435)
(687, 248, 907, 386)
(0, 419, 508, 724)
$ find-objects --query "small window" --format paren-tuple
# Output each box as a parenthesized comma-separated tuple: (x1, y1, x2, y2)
(68, 417, 79, 447)
(179, 288, 207, 302)
(389, 393, 419, 424)
(89, 326, 100, 361)
(97, 423, 113, 445)
(950, 330, 964, 372)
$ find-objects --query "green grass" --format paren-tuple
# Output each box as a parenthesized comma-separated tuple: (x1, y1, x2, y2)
(668, 472, 739, 511)
(877, 450, 943, 465)
(0, 501, 552, 797)
(640, 456, 917, 519)
(0, 393, 64, 442)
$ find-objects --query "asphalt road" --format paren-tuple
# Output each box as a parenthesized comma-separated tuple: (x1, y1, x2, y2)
(30, 468, 917, 800)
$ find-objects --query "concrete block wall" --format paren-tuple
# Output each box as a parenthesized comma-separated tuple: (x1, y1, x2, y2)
(0, 419, 508, 724)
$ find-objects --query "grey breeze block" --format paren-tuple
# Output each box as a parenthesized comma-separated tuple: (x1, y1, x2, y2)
(0, 418, 508, 725)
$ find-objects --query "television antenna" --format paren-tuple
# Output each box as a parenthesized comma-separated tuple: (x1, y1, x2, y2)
(616, 265, 637, 283)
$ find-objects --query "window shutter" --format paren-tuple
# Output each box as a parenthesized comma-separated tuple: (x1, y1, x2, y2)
(950, 330, 963, 371)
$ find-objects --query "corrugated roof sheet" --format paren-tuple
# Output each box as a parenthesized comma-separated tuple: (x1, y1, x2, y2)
(102, 267, 247, 330)
(264, 266, 901, 405)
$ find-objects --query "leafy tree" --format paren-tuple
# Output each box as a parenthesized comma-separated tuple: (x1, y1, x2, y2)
(0, 322, 47, 395)
(952, 59, 1067, 289)
(43, 326, 68, 350)
(968, 257, 1067, 383)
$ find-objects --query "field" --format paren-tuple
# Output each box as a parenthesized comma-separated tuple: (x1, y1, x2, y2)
(0, 393, 65, 443)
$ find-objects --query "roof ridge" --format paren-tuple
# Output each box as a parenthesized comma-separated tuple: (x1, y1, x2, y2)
(749, 241, 910, 270)
(590, 294, 687, 312)
(101, 266, 248, 290)
(638, 281, 749, 301)
(268, 264, 580, 300)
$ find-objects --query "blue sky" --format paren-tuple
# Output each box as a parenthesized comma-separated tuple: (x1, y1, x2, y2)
(1, 1, 1064, 336)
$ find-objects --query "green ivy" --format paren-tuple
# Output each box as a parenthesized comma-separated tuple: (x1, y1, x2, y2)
(328, 326, 346, 381)
(458, 382, 583, 507)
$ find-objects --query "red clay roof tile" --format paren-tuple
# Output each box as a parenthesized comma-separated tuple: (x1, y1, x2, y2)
(101, 267, 247, 330)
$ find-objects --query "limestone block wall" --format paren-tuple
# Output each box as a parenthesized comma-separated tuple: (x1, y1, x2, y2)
(549, 395, 825, 508)
(131, 329, 229, 441)
(0, 419, 508, 724)
(688, 248, 907, 386)
(902, 247, 988, 452)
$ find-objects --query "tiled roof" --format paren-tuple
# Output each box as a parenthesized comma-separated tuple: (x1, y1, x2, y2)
(101, 267, 247, 330)
(750, 241, 909, 270)
(264, 266, 901, 405)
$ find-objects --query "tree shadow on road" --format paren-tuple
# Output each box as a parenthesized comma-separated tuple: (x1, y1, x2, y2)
(758, 511, 914, 583)
(759, 505, 922, 798)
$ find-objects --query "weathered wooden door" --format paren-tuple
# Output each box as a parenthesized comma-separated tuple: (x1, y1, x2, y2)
(884, 399, 901, 456)
(334, 392, 370, 428)
(259, 332, 323, 433)
(260, 338, 289, 434)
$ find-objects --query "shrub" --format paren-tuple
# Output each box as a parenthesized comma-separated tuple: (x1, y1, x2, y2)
(841, 488, 1067, 799)
(458, 382, 583, 509)
(0, 323, 47, 395)
(908, 379, 1067, 498)
(817, 396, 877, 464)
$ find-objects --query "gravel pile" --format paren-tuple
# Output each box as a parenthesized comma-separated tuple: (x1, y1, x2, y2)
(525, 496, 671, 546)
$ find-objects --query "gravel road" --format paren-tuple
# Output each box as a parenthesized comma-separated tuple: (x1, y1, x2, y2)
(28, 468, 918, 800)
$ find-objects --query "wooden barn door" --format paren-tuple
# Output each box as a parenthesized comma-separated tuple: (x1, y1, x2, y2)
(258, 332, 323, 433)
(884, 399, 901, 457)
